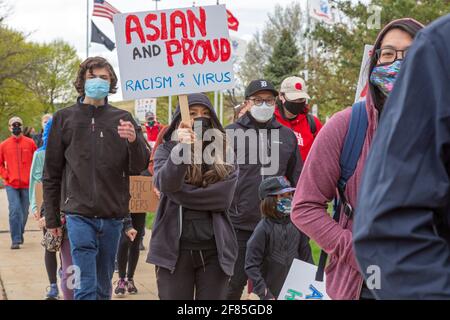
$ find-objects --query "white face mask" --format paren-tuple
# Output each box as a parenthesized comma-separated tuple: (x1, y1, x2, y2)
(250, 103, 275, 123)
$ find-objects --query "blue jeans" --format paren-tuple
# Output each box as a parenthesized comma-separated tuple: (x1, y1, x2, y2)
(5, 186, 29, 245)
(66, 214, 122, 300)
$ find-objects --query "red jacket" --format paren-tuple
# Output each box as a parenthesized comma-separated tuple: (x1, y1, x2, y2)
(0, 135, 37, 189)
(274, 106, 323, 161)
(145, 122, 161, 142)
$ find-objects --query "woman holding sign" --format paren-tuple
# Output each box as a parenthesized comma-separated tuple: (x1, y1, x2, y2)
(147, 93, 238, 300)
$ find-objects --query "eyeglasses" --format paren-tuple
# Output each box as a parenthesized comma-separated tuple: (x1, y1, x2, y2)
(376, 47, 410, 64)
(248, 97, 276, 107)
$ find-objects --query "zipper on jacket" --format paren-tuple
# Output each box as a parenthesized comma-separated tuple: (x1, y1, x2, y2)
(91, 114, 98, 206)
(16, 142, 21, 189)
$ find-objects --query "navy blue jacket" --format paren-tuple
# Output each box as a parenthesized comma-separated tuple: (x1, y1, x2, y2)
(245, 216, 312, 299)
(353, 14, 450, 299)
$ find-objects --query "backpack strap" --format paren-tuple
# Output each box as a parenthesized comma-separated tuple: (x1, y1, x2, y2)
(315, 100, 368, 282)
(307, 113, 317, 137)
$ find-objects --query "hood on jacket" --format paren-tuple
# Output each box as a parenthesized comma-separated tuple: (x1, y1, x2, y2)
(368, 18, 424, 114)
(38, 117, 53, 152)
(164, 93, 224, 141)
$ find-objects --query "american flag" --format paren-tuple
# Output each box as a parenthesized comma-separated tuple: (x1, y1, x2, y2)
(93, 0, 120, 22)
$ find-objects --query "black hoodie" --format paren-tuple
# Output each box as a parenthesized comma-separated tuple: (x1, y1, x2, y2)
(147, 93, 239, 276)
(225, 112, 303, 232)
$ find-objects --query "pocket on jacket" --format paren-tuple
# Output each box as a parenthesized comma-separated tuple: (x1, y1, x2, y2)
(181, 216, 214, 242)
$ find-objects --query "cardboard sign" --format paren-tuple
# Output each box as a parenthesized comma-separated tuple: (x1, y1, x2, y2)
(35, 182, 44, 215)
(135, 98, 157, 122)
(114, 5, 235, 100)
(355, 44, 374, 102)
(129, 176, 159, 213)
(278, 259, 331, 300)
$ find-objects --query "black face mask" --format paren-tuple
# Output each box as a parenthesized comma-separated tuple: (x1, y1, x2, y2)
(283, 100, 307, 116)
(193, 117, 212, 133)
(12, 126, 22, 136)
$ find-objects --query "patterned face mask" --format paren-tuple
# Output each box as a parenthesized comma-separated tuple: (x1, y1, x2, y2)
(370, 60, 402, 97)
(276, 197, 292, 216)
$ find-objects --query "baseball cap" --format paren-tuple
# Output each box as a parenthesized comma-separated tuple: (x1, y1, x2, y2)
(8, 116, 23, 126)
(280, 76, 310, 101)
(259, 176, 296, 200)
(145, 111, 155, 119)
(245, 79, 278, 99)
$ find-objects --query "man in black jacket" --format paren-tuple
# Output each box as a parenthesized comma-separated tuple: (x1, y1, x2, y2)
(225, 79, 303, 299)
(354, 14, 450, 299)
(43, 57, 150, 300)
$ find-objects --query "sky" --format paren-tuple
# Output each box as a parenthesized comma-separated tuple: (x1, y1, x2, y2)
(3, 0, 309, 100)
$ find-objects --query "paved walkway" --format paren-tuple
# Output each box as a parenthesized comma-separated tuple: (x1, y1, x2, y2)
(0, 188, 158, 300)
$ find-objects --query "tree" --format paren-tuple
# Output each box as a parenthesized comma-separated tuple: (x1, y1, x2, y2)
(264, 29, 301, 88)
(237, 2, 304, 86)
(25, 40, 81, 113)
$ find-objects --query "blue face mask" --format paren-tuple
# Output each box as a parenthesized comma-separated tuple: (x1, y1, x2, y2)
(84, 78, 110, 100)
(276, 197, 292, 216)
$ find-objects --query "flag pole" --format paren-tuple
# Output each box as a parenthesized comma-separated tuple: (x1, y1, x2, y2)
(86, 0, 89, 58)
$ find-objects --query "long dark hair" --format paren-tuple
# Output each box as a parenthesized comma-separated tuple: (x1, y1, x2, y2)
(368, 19, 424, 113)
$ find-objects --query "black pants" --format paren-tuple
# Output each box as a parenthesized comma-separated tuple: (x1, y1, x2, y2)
(156, 249, 229, 300)
(117, 213, 146, 280)
(226, 229, 253, 300)
(43, 228, 57, 284)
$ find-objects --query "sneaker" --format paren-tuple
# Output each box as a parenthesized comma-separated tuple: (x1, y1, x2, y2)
(45, 283, 59, 300)
(127, 279, 138, 295)
(139, 240, 145, 251)
(114, 279, 127, 297)
(10, 244, 20, 250)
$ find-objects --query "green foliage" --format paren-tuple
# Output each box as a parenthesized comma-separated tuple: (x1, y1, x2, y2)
(264, 29, 301, 88)
(0, 23, 81, 140)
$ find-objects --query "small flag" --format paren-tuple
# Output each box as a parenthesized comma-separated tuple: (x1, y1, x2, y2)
(93, 0, 120, 22)
(226, 9, 239, 31)
(91, 21, 115, 51)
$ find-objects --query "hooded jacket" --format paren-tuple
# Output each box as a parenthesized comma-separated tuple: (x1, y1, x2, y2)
(290, 18, 424, 300)
(147, 93, 239, 276)
(245, 215, 313, 300)
(226, 113, 303, 232)
(0, 132, 37, 189)
(354, 14, 450, 299)
(274, 106, 323, 161)
(43, 98, 150, 228)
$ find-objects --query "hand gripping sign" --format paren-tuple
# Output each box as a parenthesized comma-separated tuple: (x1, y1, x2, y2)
(114, 5, 235, 124)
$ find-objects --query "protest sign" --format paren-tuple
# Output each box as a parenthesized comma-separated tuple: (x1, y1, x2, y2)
(355, 44, 374, 102)
(114, 4, 235, 121)
(278, 259, 331, 300)
(129, 176, 159, 213)
(135, 98, 157, 122)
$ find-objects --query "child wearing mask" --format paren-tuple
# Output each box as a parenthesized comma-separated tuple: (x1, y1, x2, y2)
(245, 176, 313, 300)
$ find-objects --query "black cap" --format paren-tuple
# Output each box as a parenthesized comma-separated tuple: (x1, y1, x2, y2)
(245, 79, 278, 99)
(259, 176, 295, 200)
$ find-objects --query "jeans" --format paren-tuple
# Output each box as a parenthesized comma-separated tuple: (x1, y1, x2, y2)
(66, 214, 122, 300)
(5, 186, 29, 245)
